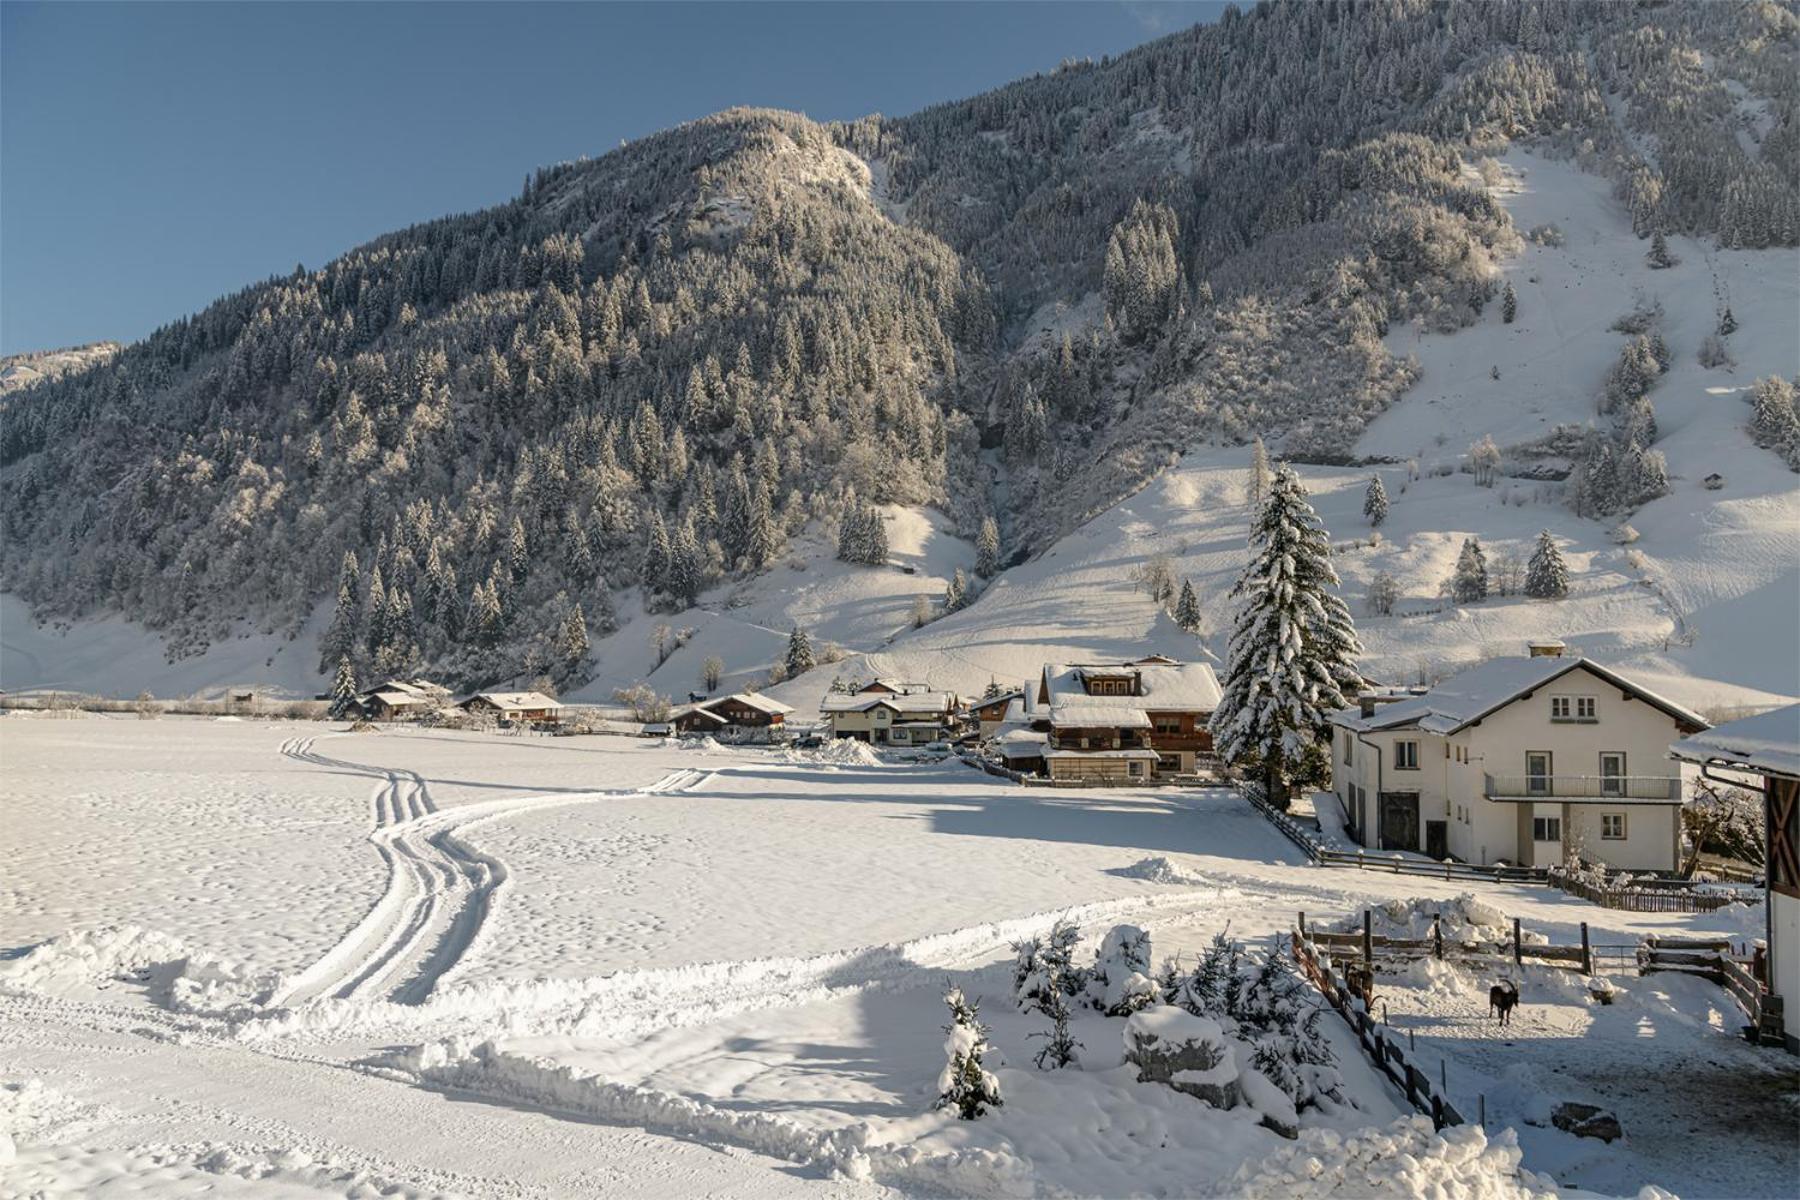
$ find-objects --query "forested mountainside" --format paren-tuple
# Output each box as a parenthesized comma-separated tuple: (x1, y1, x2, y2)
(0, 341, 121, 397)
(3, 0, 1795, 690)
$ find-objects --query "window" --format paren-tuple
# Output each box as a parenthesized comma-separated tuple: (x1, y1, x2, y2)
(1127, 761, 1145, 778)
(1552, 696, 1597, 722)
(1343, 732, 1353, 765)
(1154, 718, 1182, 735)
(1394, 740, 1420, 770)
(1601, 813, 1627, 840)
(1533, 816, 1563, 842)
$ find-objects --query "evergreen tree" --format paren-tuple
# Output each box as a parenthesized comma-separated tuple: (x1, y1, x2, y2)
(1646, 230, 1677, 269)
(1247, 437, 1272, 511)
(1210, 465, 1362, 806)
(975, 516, 1002, 578)
(642, 513, 671, 593)
(1174, 577, 1203, 633)
(329, 657, 359, 719)
(472, 580, 506, 648)
(743, 481, 777, 571)
(669, 517, 703, 606)
(935, 986, 1003, 1119)
(364, 564, 388, 659)
(1525, 530, 1570, 599)
(1501, 281, 1517, 324)
(507, 516, 530, 583)
(784, 624, 815, 677)
(1718, 306, 1738, 337)
(945, 567, 970, 613)
(1452, 536, 1489, 603)
(1362, 475, 1388, 527)
(559, 601, 590, 681)
(319, 573, 361, 675)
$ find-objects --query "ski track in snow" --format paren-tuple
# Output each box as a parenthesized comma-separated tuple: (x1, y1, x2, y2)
(269, 735, 716, 1009)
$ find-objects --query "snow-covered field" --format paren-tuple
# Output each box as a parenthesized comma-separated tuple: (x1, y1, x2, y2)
(4, 720, 1793, 1197)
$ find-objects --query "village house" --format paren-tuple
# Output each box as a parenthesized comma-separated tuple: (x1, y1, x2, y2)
(671, 692, 794, 741)
(1035, 658, 1222, 782)
(965, 686, 1026, 738)
(1327, 640, 1706, 871)
(821, 681, 958, 745)
(355, 679, 452, 721)
(1671, 704, 1800, 1054)
(459, 690, 563, 727)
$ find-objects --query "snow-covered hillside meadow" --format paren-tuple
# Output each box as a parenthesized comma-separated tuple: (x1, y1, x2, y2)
(4, 720, 1792, 1197)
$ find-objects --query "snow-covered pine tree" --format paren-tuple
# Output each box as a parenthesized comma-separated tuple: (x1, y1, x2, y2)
(559, 602, 590, 682)
(507, 517, 530, 583)
(976, 516, 1001, 578)
(1247, 437, 1271, 511)
(329, 657, 359, 719)
(863, 500, 888, 565)
(1210, 465, 1362, 806)
(936, 986, 1002, 1119)
(1525, 530, 1570, 599)
(1452, 537, 1489, 603)
(1501, 281, 1517, 323)
(945, 568, 969, 613)
(669, 517, 703, 605)
(642, 513, 671, 594)
(1174, 577, 1203, 633)
(1362, 475, 1388, 527)
(784, 624, 815, 677)
(1030, 963, 1080, 1071)
(743, 481, 776, 571)
(319, 566, 361, 675)
(1646, 230, 1677, 269)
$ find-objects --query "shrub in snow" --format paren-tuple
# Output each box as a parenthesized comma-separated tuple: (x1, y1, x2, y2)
(1086, 924, 1161, 1017)
(1123, 1006, 1241, 1111)
(1012, 920, 1087, 1013)
(1162, 933, 1343, 1113)
(935, 986, 1002, 1119)
(1029, 972, 1081, 1071)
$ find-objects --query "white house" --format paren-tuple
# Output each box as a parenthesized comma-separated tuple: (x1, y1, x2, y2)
(820, 683, 958, 745)
(1327, 641, 1707, 871)
(1671, 704, 1800, 1054)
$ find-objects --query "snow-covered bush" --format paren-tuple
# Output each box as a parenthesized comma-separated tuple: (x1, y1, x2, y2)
(935, 986, 1002, 1119)
(1011, 919, 1087, 1013)
(1086, 924, 1161, 1017)
(1161, 933, 1342, 1112)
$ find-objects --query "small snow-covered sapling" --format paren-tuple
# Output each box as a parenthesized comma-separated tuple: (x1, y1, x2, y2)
(936, 985, 1003, 1119)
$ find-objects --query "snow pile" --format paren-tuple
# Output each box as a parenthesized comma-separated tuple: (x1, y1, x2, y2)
(1116, 855, 1212, 886)
(0, 926, 281, 1018)
(1335, 895, 1543, 948)
(1235, 1115, 1567, 1199)
(776, 738, 885, 767)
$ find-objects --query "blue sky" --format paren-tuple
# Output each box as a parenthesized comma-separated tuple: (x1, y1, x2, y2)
(1, 1, 1224, 355)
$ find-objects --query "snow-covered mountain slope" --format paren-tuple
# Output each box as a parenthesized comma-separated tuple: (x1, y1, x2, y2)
(0, 341, 120, 397)
(764, 151, 1798, 719)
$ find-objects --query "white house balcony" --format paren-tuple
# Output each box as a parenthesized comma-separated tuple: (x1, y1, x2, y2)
(1483, 773, 1682, 802)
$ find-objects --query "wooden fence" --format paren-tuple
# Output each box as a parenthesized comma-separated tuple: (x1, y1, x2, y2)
(1290, 929, 1465, 1130)
(1548, 872, 1747, 913)
(1640, 935, 1788, 1047)
(1298, 910, 1597, 976)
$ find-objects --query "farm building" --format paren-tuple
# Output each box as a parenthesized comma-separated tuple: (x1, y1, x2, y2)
(964, 687, 1026, 738)
(1328, 640, 1706, 871)
(355, 679, 452, 721)
(1671, 704, 1800, 1054)
(460, 691, 562, 726)
(671, 693, 793, 741)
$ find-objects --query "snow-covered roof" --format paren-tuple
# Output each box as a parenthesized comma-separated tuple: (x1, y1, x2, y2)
(1329, 656, 1706, 736)
(968, 689, 1025, 713)
(1038, 661, 1220, 713)
(369, 690, 431, 706)
(1044, 747, 1160, 760)
(821, 691, 955, 714)
(1050, 701, 1153, 729)
(672, 704, 727, 725)
(995, 728, 1049, 752)
(468, 691, 562, 711)
(708, 692, 793, 716)
(1670, 704, 1800, 780)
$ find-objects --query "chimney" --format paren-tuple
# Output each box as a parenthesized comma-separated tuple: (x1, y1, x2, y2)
(1527, 639, 1566, 658)
(1359, 696, 1378, 719)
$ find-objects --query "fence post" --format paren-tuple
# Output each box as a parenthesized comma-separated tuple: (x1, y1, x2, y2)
(1434, 916, 1443, 960)
(1363, 910, 1374, 980)
(1479, 1093, 1486, 1129)
(1580, 922, 1592, 976)
(1358, 849, 1365, 871)
(1513, 917, 1523, 967)
(1298, 911, 1307, 942)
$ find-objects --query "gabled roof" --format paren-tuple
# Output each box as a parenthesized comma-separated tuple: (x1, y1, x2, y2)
(969, 688, 1025, 713)
(1671, 703, 1800, 779)
(671, 704, 728, 725)
(704, 692, 793, 716)
(1039, 660, 1220, 713)
(821, 691, 956, 714)
(468, 691, 562, 711)
(1330, 656, 1707, 736)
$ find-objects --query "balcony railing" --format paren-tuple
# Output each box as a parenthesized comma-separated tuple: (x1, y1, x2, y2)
(1484, 773, 1681, 801)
